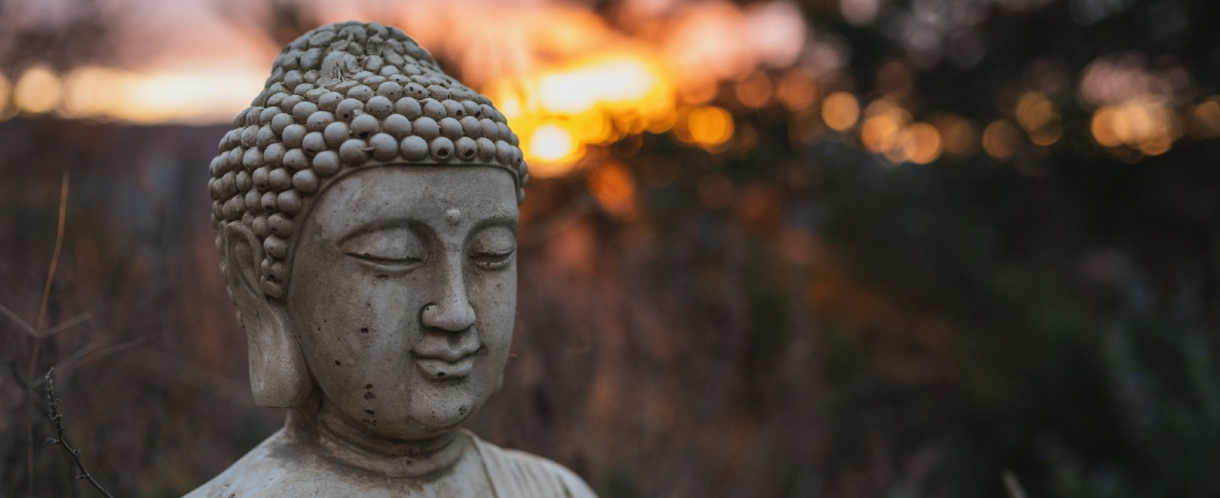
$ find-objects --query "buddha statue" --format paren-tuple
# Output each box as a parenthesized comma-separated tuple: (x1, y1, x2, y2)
(188, 21, 596, 497)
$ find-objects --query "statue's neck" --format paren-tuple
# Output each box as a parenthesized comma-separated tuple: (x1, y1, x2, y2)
(288, 404, 470, 479)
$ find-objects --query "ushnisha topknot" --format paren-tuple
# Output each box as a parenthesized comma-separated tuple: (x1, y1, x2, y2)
(209, 21, 528, 299)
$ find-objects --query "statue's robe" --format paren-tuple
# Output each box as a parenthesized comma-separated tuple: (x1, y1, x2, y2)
(184, 429, 596, 498)
(471, 434, 596, 498)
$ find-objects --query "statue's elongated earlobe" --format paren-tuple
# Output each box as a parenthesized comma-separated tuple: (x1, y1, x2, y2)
(222, 223, 312, 408)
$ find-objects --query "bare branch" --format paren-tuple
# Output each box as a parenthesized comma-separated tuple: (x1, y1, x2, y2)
(37, 172, 69, 333)
(44, 368, 115, 498)
(1001, 470, 1026, 498)
(0, 0, 136, 76)
(0, 301, 36, 336)
(38, 312, 92, 338)
(38, 334, 153, 384)
(211, 0, 321, 50)
(26, 171, 68, 497)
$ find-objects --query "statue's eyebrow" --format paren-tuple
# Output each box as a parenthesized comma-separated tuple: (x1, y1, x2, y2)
(471, 213, 520, 234)
(336, 219, 431, 247)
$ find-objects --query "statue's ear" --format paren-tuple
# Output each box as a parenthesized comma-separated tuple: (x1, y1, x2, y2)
(221, 223, 312, 408)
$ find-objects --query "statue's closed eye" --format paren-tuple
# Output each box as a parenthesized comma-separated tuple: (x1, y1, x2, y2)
(342, 227, 427, 273)
(468, 226, 516, 270)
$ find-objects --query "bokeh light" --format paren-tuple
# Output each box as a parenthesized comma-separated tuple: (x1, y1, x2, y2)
(0, 0, 1205, 171)
(936, 115, 979, 156)
(5, 2, 1220, 498)
(983, 119, 1023, 159)
(735, 71, 774, 109)
(0, 73, 11, 119)
(13, 66, 61, 115)
(1188, 98, 1220, 140)
(841, 0, 882, 25)
(529, 123, 582, 168)
(680, 105, 735, 151)
(900, 122, 942, 164)
(776, 68, 817, 111)
(1015, 91, 1062, 146)
(1090, 98, 1179, 155)
(822, 91, 860, 132)
(586, 162, 638, 220)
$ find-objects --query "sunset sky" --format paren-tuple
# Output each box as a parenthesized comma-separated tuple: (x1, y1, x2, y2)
(2, 0, 1214, 174)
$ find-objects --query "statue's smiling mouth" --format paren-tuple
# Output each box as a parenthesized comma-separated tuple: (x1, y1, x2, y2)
(412, 344, 481, 380)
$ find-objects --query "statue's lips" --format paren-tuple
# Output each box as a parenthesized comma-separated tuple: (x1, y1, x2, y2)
(411, 344, 480, 380)
(414, 356, 475, 379)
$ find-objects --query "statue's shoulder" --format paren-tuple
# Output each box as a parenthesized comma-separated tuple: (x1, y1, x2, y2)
(471, 433, 598, 498)
(182, 428, 328, 498)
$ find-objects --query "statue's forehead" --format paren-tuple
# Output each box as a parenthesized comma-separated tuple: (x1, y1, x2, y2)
(307, 167, 518, 240)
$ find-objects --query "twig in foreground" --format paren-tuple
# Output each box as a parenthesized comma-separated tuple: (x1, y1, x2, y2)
(44, 368, 115, 498)
(1001, 470, 1027, 498)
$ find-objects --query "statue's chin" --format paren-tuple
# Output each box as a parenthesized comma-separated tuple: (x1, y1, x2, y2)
(406, 410, 472, 436)
(328, 394, 481, 442)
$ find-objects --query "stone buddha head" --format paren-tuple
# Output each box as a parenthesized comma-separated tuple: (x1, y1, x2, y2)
(207, 20, 528, 442)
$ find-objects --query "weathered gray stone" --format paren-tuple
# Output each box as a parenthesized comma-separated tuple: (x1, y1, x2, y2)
(188, 21, 592, 498)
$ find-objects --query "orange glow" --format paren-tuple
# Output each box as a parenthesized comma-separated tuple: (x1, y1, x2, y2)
(735, 71, 773, 109)
(485, 52, 675, 173)
(1090, 98, 1179, 155)
(1029, 126, 1062, 147)
(983, 119, 1022, 159)
(1015, 92, 1056, 132)
(1091, 107, 1123, 148)
(39, 65, 266, 124)
(14, 66, 61, 115)
(1, 1, 818, 146)
(861, 114, 903, 153)
(900, 123, 942, 164)
(664, 4, 762, 82)
(882, 145, 909, 164)
(776, 68, 817, 111)
(1015, 91, 1061, 147)
(859, 98, 920, 162)
(822, 92, 860, 131)
(528, 123, 583, 173)
(0, 73, 11, 118)
(680, 79, 720, 105)
(0, 1, 848, 181)
(682, 105, 735, 150)
(534, 55, 669, 114)
(1140, 133, 1173, 156)
(1188, 98, 1220, 140)
(937, 116, 978, 156)
(587, 163, 638, 220)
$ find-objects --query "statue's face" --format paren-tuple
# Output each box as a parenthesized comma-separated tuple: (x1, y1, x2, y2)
(286, 166, 518, 440)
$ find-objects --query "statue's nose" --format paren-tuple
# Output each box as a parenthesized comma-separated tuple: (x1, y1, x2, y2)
(420, 255, 476, 333)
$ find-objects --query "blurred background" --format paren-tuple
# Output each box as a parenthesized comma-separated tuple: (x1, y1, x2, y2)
(2, 0, 1219, 496)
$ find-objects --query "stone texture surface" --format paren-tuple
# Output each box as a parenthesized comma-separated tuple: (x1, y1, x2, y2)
(187, 21, 593, 498)
(207, 20, 529, 299)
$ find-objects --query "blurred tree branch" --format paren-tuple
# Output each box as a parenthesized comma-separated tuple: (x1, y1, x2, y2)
(212, 0, 321, 51)
(0, 0, 135, 77)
